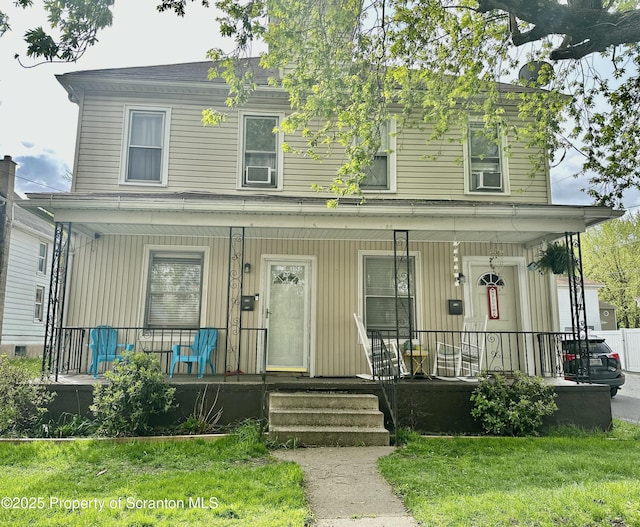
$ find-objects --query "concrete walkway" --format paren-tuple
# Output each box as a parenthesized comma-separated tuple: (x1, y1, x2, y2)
(273, 446, 419, 527)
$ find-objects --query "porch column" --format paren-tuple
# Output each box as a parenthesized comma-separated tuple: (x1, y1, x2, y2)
(42, 222, 72, 380)
(225, 227, 246, 378)
(393, 229, 412, 376)
(565, 232, 590, 382)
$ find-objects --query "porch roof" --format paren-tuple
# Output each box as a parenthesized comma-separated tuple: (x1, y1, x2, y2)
(21, 192, 623, 247)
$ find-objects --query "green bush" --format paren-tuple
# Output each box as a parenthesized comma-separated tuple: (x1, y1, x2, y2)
(44, 412, 98, 438)
(470, 371, 558, 436)
(90, 351, 175, 437)
(0, 354, 55, 437)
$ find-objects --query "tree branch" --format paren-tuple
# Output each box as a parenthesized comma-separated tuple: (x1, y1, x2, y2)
(477, 0, 640, 60)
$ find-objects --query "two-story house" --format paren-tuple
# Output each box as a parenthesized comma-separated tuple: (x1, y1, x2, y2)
(0, 156, 53, 358)
(22, 59, 622, 383)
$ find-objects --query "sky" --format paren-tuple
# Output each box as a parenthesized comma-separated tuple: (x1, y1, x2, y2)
(0, 2, 639, 211)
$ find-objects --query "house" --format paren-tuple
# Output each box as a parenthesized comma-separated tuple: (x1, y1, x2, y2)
(0, 156, 54, 358)
(20, 59, 624, 431)
(556, 277, 606, 332)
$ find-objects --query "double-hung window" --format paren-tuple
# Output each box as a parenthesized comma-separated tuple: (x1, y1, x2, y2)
(240, 114, 281, 189)
(360, 120, 396, 192)
(362, 254, 416, 336)
(467, 120, 506, 193)
(34, 286, 45, 322)
(121, 106, 170, 185)
(37, 242, 48, 274)
(145, 252, 204, 328)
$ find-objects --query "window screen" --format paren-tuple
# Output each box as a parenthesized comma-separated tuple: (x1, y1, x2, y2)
(145, 253, 203, 328)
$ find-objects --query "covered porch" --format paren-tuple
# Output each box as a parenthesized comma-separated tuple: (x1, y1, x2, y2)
(22, 192, 622, 429)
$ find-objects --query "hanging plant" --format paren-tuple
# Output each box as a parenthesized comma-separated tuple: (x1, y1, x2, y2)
(536, 242, 575, 275)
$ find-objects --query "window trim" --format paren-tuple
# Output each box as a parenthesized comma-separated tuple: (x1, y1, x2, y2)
(357, 250, 422, 336)
(120, 105, 171, 187)
(138, 245, 210, 328)
(360, 119, 397, 194)
(463, 119, 510, 196)
(237, 111, 284, 191)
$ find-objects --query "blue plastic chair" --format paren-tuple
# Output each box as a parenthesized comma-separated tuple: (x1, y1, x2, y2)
(88, 325, 134, 378)
(170, 328, 218, 378)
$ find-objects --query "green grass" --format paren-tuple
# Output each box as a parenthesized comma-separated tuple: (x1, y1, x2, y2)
(8, 357, 43, 378)
(379, 421, 640, 527)
(0, 427, 308, 526)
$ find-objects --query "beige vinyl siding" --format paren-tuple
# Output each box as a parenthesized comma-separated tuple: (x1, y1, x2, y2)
(72, 90, 551, 203)
(65, 234, 555, 377)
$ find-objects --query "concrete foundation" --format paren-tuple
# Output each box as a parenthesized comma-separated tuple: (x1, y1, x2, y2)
(43, 375, 613, 434)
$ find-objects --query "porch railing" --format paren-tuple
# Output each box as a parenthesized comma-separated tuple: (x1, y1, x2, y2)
(379, 330, 567, 378)
(44, 326, 268, 380)
(369, 331, 399, 431)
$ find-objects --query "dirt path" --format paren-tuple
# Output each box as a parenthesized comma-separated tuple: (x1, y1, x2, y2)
(273, 446, 419, 527)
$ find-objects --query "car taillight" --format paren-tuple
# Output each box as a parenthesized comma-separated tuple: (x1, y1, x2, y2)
(607, 352, 620, 361)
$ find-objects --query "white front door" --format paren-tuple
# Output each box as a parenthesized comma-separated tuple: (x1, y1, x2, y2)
(262, 257, 313, 372)
(471, 265, 520, 333)
(465, 259, 533, 373)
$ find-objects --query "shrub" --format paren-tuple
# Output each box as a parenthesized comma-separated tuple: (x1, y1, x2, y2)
(0, 354, 56, 437)
(470, 371, 558, 436)
(44, 412, 98, 438)
(178, 384, 223, 435)
(90, 350, 175, 437)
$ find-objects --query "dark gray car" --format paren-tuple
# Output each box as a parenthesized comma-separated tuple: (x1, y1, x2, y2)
(562, 336, 626, 397)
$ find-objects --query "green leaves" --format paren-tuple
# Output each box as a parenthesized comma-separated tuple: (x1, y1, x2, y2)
(90, 351, 176, 437)
(8, 0, 114, 64)
(470, 372, 558, 436)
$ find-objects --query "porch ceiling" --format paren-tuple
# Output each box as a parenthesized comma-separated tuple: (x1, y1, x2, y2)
(22, 192, 624, 247)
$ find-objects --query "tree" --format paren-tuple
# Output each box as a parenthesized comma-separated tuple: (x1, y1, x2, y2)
(581, 212, 640, 328)
(5, 1, 640, 206)
(1, 0, 114, 64)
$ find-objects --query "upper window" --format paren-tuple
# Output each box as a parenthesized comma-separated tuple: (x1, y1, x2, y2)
(360, 120, 397, 193)
(121, 106, 171, 185)
(467, 121, 506, 194)
(37, 242, 48, 274)
(145, 252, 203, 328)
(240, 114, 282, 189)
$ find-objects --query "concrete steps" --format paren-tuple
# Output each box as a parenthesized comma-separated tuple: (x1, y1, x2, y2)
(268, 392, 390, 446)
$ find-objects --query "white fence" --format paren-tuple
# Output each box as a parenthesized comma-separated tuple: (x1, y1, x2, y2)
(597, 329, 640, 372)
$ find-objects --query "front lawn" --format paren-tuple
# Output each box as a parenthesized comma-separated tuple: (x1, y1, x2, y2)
(0, 425, 308, 527)
(379, 422, 640, 527)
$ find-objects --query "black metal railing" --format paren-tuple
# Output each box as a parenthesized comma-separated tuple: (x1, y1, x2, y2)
(44, 326, 269, 379)
(370, 331, 400, 432)
(378, 330, 567, 378)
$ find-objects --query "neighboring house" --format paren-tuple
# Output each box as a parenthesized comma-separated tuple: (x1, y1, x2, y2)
(599, 301, 618, 330)
(0, 156, 53, 357)
(556, 277, 606, 332)
(22, 59, 623, 379)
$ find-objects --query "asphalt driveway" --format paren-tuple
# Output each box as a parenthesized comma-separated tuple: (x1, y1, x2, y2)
(611, 371, 640, 423)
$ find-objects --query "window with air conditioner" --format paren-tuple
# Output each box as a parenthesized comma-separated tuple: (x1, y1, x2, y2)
(467, 121, 507, 194)
(240, 114, 282, 189)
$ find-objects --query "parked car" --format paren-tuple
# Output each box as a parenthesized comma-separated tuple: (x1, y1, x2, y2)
(562, 336, 625, 397)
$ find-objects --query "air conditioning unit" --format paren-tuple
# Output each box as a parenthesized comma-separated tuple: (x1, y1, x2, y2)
(245, 166, 273, 185)
(474, 171, 502, 190)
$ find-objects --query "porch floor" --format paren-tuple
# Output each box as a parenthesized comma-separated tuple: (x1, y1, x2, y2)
(49, 372, 578, 387)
